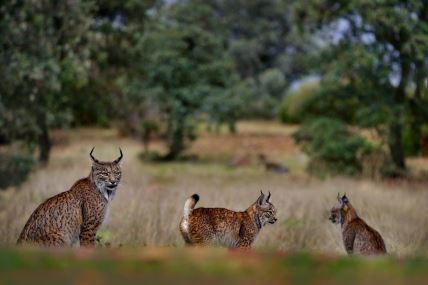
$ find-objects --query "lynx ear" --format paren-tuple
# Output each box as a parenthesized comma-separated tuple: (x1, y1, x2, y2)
(266, 191, 272, 203)
(341, 194, 349, 204)
(257, 191, 266, 206)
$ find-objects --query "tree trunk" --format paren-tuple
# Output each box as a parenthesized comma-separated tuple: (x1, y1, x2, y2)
(388, 119, 405, 171)
(37, 112, 51, 164)
(165, 118, 184, 160)
(407, 59, 426, 155)
(228, 119, 237, 134)
(387, 55, 410, 171)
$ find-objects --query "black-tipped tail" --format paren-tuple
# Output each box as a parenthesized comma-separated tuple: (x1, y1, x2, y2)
(191, 194, 200, 203)
(184, 194, 200, 218)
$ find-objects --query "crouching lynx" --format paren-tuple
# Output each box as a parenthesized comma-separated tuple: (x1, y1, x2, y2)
(180, 191, 277, 249)
(329, 194, 386, 255)
(17, 148, 123, 247)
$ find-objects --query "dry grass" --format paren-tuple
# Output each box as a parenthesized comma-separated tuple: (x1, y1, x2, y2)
(0, 121, 427, 257)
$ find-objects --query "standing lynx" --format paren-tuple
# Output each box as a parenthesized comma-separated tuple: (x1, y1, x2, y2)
(17, 148, 123, 247)
(180, 191, 277, 249)
(329, 194, 386, 255)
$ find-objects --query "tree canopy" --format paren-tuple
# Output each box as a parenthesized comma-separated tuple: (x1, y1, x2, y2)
(292, 0, 428, 174)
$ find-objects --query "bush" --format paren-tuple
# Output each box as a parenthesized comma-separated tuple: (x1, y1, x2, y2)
(293, 118, 373, 177)
(280, 80, 320, 123)
(0, 153, 35, 189)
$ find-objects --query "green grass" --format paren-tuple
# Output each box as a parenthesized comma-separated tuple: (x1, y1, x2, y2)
(1, 248, 428, 285)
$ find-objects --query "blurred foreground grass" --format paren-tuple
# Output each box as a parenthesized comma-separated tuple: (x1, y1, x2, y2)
(1, 248, 428, 285)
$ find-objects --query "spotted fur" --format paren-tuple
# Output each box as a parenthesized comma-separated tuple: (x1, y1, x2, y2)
(17, 148, 123, 247)
(329, 194, 387, 255)
(180, 191, 277, 249)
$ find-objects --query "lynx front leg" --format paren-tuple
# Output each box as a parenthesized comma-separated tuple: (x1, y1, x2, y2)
(79, 222, 99, 247)
(236, 224, 255, 249)
(343, 230, 356, 255)
(79, 200, 105, 247)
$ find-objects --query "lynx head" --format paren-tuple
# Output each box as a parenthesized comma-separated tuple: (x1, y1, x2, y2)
(329, 193, 351, 224)
(255, 191, 277, 227)
(90, 147, 123, 202)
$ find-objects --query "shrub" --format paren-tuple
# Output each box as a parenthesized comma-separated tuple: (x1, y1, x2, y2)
(293, 117, 373, 177)
(0, 153, 35, 189)
(279, 80, 320, 123)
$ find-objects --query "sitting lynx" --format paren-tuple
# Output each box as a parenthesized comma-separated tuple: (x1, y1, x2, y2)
(17, 148, 123, 247)
(329, 194, 386, 255)
(180, 191, 277, 249)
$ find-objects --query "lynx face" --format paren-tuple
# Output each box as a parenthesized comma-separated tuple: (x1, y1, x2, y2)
(90, 148, 123, 201)
(256, 192, 277, 226)
(329, 194, 348, 224)
(93, 163, 121, 197)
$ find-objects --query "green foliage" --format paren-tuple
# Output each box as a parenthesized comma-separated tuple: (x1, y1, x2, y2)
(204, 0, 313, 118)
(0, 0, 95, 162)
(0, 154, 35, 189)
(248, 68, 287, 118)
(292, 0, 428, 171)
(280, 80, 320, 123)
(141, 1, 239, 159)
(87, 0, 158, 135)
(95, 230, 112, 248)
(294, 118, 373, 177)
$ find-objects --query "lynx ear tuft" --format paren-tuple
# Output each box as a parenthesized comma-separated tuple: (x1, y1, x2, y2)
(114, 148, 123, 164)
(266, 191, 271, 203)
(90, 147, 100, 164)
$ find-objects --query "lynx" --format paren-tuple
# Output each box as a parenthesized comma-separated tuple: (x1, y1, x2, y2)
(17, 148, 123, 247)
(329, 194, 387, 255)
(179, 191, 277, 249)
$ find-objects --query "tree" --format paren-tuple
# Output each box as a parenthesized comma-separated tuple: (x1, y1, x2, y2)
(80, 0, 159, 134)
(204, 0, 313, 118)
(0, 0, 94, 163)
(141, 1, 239, 159)
(294, 0, 428, 172)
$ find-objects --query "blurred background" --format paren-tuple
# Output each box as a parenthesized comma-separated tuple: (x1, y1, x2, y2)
(1, 0, 428, 261)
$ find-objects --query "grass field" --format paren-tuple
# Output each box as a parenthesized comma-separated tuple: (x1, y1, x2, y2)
(1, 248, 428, 285)
(0, 121, 428, 283)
